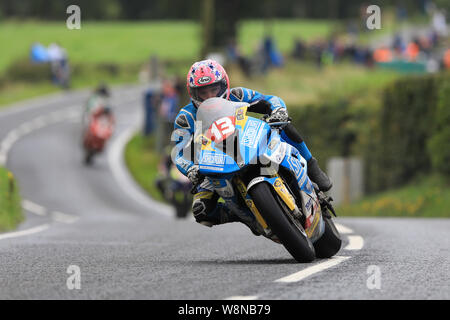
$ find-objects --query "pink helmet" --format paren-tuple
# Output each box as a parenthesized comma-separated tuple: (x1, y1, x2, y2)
(186, 59, 230, 107)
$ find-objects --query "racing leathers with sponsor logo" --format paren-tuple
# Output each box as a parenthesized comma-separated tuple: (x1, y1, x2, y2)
(172, 87, 332, 234)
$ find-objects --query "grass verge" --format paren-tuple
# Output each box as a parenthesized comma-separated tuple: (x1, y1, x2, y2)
(338, 175, 450, 217)
(0, 167, 24, 232)
(124, 133, 164, 202)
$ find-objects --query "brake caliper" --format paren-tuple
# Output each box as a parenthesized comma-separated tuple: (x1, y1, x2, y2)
(317, 190, 337, 218)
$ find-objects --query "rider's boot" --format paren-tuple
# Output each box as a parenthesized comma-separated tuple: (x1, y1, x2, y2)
(192, 184, 280, 243)
(228, 210, 281, 244)
(307, 157, 332, 192)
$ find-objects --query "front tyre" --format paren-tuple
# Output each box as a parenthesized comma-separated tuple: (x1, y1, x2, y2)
(249, 182, 315, 263)
(313, 215, 342, 258)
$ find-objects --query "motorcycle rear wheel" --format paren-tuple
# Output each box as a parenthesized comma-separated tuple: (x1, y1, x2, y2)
(84, 151, 95, 166)
(249, 182, 315, 263)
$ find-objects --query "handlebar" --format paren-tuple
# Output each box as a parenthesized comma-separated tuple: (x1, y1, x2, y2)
(267, 121, 290, 127)
(190, 175, 205, 194)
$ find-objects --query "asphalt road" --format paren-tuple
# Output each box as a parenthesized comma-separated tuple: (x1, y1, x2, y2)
(0, 86, 448, 300)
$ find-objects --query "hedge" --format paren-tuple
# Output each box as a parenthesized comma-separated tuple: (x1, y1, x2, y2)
(427, 79, 450, 178)
(289, 72, 450, 194)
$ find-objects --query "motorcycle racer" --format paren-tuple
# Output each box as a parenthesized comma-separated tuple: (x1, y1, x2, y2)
(172, 59, 332, 231)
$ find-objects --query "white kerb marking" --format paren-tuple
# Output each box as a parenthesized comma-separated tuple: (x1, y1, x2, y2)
(22, 200, 47, 216)
(275, 256, 351, 283)
(52, 211, 79, 224)
(344, 235, 364, 250)
(0, 224, 50, 241)
(335, 223, 354, 234)
(225, 296, 259, 300)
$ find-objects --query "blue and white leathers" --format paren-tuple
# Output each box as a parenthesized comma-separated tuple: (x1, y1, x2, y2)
(192, 98, 324, 243)
(172, 87, 312, 177)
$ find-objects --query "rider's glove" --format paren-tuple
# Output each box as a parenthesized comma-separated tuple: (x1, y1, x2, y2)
(187, 165, 202, 185)
(248, 100, 273, 114)
(266, 107, 290, 123)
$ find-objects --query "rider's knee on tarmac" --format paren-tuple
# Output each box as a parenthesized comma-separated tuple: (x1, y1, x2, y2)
(192, 196, 220, 227)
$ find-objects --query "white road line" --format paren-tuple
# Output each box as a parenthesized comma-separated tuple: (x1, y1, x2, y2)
(225, 296, 259, 300)
(51, 211, 79, 224)
(21, 200, 47, 216)
(107, 125, 173, 218)
(275, 256, 351, 283)
(31, 117, 47, 128)
(0, 87, 144, 239)
(344, 235, 364, 250)
(16, 123, 34, 135)
(0, 107, 81, 228)
(0, 105, 79, 165)
(0, 224, 50, 241)
(335, 223, 354, 235)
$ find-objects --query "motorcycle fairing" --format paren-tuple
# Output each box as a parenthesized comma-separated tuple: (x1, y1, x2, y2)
(197, 109, 271, 175)
(196, 102, 324, 242)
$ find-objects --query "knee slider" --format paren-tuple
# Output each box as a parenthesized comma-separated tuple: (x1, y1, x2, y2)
(192, 199, 207, 219)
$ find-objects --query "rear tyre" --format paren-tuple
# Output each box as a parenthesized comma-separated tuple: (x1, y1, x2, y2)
(84, 151, 95, 166)
(249, 182, 315, 263)
(175, 203, 189, 218)
(313, 215, 342, 258)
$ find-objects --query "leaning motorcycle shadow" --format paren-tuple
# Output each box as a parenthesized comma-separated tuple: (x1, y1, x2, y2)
(192, 258, 299, 265)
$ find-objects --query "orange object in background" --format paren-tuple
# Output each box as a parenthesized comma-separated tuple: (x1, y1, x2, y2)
(373, 47, 393, 62)
(406, 42, 420, 61)
(444, 49, 450, 69)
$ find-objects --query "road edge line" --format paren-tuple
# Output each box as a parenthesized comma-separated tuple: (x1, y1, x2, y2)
(0, 224, 50, 241)
(107, 125, 173, 218)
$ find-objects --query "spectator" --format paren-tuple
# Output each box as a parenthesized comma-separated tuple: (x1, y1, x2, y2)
(47, 43, 70, 88)
(405, 41, 420, 61)
(30, 42, 49, 63)
(432, 9, 448, 37)
(444, 49, 450, 69)
(226, 38, 252, 77)
(292, 37, 306, 60)
(155, 79, 180, 152)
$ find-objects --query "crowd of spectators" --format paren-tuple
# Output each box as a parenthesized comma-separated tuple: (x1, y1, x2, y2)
(226, 6, 450, 76)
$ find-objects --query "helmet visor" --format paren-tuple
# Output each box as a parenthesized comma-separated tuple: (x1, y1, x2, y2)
(191, 81, 227, 103)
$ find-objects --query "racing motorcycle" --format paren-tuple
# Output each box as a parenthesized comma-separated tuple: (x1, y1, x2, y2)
(82, 107, 114, 165)
(190, 98, 341, 263)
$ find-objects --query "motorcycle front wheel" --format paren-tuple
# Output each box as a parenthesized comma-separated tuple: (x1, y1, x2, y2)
(248, 182, 316, 263)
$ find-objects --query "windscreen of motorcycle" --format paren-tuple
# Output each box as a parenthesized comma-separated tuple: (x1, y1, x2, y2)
(195, 98, 248, 144)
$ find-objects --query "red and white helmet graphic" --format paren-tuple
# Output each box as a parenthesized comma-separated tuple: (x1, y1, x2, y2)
(186, 59, 230, 107)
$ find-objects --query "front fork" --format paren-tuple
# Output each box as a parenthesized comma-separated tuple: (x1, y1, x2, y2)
(237, 175, 325, 243)
(234, 175, 301, 237)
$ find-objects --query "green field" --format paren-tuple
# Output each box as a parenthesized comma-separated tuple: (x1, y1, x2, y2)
(238, 19, 337, 55)
(0, 21, 201, 74)
(0, 19, 338, 107)
(0, 19, 339, 75)
(0, 167, 23, 231)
